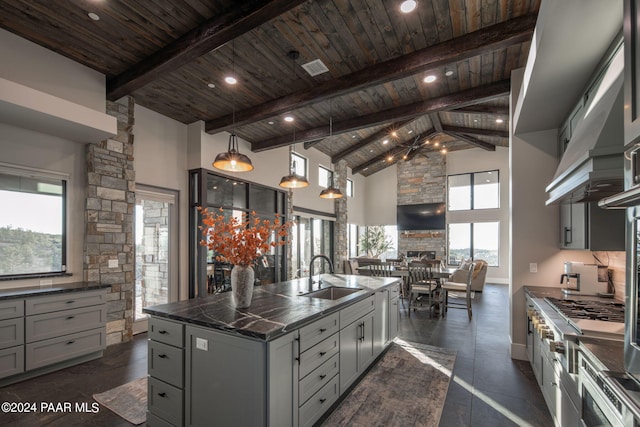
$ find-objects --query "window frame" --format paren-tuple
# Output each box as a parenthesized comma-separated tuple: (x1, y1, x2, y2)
(346, 178, 354, 197)
(318, 165, 333, 189)
(447, 169, 500, 211)
(447, 221, 499, 267)
(0, 164, 68, 280)
(291, 152, 308, 180)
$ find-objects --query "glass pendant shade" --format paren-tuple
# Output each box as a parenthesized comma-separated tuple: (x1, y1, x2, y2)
(213, 133, 253, 172)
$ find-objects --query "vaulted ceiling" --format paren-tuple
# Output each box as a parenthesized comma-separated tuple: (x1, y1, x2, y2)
(0, 0, 540, 176)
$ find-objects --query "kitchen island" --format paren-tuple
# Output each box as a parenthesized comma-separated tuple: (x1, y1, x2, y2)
(144, 274, 401, 427)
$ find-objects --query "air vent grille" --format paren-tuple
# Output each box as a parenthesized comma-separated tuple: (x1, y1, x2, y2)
(301, 59, 329, 76)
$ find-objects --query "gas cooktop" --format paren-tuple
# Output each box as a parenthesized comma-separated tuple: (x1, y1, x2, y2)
(544, 297, 625, 338)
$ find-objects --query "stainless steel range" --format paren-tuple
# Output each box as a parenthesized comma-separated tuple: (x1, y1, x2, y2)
(544, 297, 625, 339)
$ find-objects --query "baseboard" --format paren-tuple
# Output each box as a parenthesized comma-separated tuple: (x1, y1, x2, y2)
(510, 342, 527, 361)
(486, 277, 509, 285)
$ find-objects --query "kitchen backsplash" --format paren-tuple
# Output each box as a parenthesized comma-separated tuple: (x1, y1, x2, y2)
(592, 251, 626, 299)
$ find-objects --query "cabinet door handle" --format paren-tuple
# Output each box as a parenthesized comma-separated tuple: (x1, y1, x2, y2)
(158, 354, 168, 359)
(66, 340, 75, 345)
(319, 398, 326, 404)
(319, 328, 327, 333)
(158, 330, 168, 334)
(158, 392, 167, 397)
(66, 300, 75, 304)
(563, 226, 572, 246)
(319, 351, 326, 357)
(319, 374, 327, 379)
(66, 316, 75, 320)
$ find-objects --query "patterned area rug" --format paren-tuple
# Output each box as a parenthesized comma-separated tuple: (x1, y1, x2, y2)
(93, 377, 147, 425)
(322, 339, 456, 427)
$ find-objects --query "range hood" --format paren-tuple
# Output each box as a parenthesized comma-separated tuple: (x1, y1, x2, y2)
(545, 48, 624, 205)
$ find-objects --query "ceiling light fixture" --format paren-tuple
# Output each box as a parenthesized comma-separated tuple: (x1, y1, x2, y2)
(445, 70, 454, 77)
(88, 12, 100, 21)
(280, 51, 309, 189)
(391, 131, 398, 138)
(423, 75, 437, 83)
(400, 0, 417, 13)
(496, 118, 504, 123)
(319, 101, 343, 199)
(284, 116, 294, 122)
(213, 40, 253, 173)
(382, 139, 389, 145)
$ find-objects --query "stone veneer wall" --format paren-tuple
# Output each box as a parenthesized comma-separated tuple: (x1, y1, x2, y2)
(396, 152, 447, 259)
(84, 97, 135, 346)
(334, 160, 348, 273)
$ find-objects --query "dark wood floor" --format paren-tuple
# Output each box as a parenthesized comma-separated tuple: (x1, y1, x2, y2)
(0, 283, 552, 426)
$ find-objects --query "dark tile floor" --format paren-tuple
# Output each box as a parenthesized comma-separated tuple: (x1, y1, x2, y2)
(0, 282, 553, 426)
(398, 283, 554, 427)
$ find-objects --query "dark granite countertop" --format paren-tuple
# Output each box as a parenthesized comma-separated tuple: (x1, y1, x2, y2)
(0, 282, 110, 300)
(524, 285, 624, 304)
(144, 274, 401, 342)
(579, 337, 625, 373)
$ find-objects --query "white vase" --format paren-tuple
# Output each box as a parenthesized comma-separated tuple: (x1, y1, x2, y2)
(231, 264, 255, 308)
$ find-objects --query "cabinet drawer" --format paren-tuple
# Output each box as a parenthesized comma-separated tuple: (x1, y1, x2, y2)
(26, 290, 106, 315)
(299, 313, 339, 353)
(0, 299, 24, 321)
(0, 318, 24, 349)
(340, 295, 374, 328)
(149, 317, 184, 348)
(299, 333, 339, 379)
(0, 345, 24, 380)
(388, 283, 400, 299)
(149, 340, 184, 388)
(299, 375, 339, 427)
(299, 353, 339, 405)
(147, 411, 176, 427)
(26, 305, 106, 343)
(25, 327, 105, 370)
(148, 376, 184, 427)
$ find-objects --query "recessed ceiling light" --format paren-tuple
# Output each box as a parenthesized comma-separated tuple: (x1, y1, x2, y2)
(424, 140, 430, 145)
(473, 119, 478, 123)
(88, 12, 100, 21)
(284, 116, 294, 122)
(386, 155, 394, 161)
(408, 130, 413, 134)
(441, 147, 447, 154)
(434, 142, 440, 147)
(391, 131, 398, 138)
(445, 70, 454, 77)
(496, 118, 504, 123)
(268, 121, 274, 125)
(363, 167, 369, 171)
(224, 75, 237, 85)
(403, 155, 408, 160)
(382, 139, 389, 145)
(400, 0, 417, 13)
(352, 135, 356, 139)
(423, 75, 437, 83)
(207, 83, 215, 88)
(370, 149, 374, 152)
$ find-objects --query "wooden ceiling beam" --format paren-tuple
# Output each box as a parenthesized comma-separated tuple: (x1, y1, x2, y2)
(106, 0, 307, 101)
(205, 14, 537, 133)
(450, 105, 509, 115)
(444, 131, 496, 151)
(327, 120, 414, 162)
(429, 113, 444, 133)
(441, 125, 508, 138)
(251, 80, 510, 152)
(352, 146, 408, 175)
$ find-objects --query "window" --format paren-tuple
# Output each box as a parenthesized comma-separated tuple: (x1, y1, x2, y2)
(448, 222, 499, 267)
(0, 167, 67, 278)
(448, 170, 499, 211)
(319, 166, 333, 188)
(291, 152, 307, 179)
(346, 179, 354, 197)
(348, 224, 359, 257)
(291, 215, 334, 278)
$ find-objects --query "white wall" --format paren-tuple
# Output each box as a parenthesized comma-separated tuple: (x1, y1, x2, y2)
(133, 105, 190, 300)
(363, 165, 398, 225)
(0, 123, 86, 289)
(0, 29, 106, 111)
(447, 146, 510, 283)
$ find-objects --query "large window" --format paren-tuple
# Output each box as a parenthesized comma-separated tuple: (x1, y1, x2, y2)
(291, 152, 307, 180)
(291, 215, 334, 278)
(319, 166, 333, 189)
(448, 222, 499, 267)
(448, 170, 499, 211)
(0, 167, 66, 278)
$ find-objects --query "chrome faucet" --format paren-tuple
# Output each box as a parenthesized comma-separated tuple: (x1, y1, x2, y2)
(309, 255, 334, 292)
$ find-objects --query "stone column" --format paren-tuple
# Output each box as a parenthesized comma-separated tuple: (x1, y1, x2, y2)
(286, 189, 294, 280)
(84, 96, 135, 345)
(334, 160, 348, 273)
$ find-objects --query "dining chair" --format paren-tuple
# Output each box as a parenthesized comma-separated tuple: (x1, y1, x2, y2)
(441, 262, 475, 320)
(369, 262, 393, 277)
(407, 262, 439, 318)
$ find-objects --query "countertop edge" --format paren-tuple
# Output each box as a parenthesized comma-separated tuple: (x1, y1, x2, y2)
(0, 282, 111, 300)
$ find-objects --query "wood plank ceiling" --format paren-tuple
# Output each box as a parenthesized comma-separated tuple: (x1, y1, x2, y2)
(0, 0, 540, 176)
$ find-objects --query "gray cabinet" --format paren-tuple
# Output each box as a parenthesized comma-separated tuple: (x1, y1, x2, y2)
(0, 288, 107, 386)
(559, 202, 624, 250)
(148, 316, 184, 427)
(388, 283, 400, 342)
(624, 0, 640, 147)
(339, 298, 375, 394)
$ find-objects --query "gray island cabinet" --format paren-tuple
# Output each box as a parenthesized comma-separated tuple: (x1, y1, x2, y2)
(144, 274, 401, 427)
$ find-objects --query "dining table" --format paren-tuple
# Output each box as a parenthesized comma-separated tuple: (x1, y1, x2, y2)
(356, 265, 454, 280)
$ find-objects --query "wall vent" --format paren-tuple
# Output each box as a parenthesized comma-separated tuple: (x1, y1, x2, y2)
(301, 59, 329, 76)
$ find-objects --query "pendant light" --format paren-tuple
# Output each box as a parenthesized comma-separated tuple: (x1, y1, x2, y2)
(213, 40, 253, 172)
(319, 102, 343, 199)
(279, 127, 309, 188)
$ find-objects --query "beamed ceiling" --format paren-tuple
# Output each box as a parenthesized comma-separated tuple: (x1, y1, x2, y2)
(0, 0, 540, 176)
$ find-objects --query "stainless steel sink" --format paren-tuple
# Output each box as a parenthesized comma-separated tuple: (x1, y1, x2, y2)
(301, 286, 362, 300)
